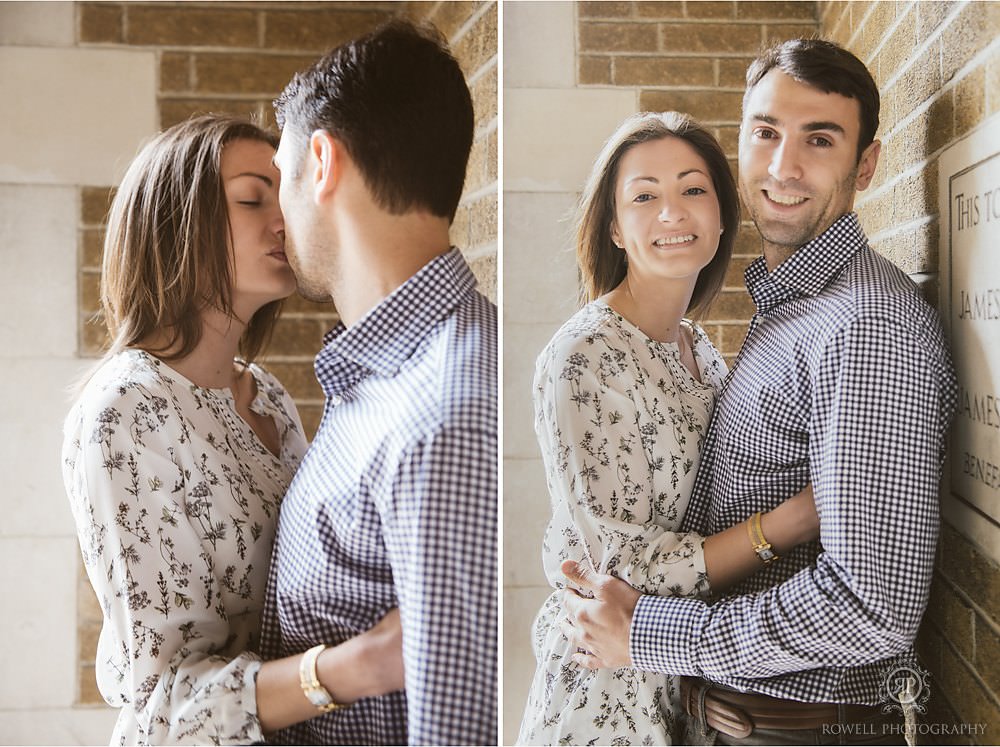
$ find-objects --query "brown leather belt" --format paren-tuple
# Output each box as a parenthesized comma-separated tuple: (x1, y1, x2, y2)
(680, 676, 884, 739)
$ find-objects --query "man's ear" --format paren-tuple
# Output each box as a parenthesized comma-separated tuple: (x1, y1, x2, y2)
(855, 139, 881, 192)
(308, 129, 341, 205)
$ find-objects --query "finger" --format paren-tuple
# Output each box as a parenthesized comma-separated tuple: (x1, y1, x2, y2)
(571, 651, 604, 670)
(559, 618, 581, 647)
(561, 559, 596, 593)
(562, 587, 585, 621)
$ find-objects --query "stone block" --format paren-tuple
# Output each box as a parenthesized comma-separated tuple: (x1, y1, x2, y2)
(426, 0, 478, 41)
(81, 229, 105, 270)
(81, 186, 115, 227)
(78, 2, 123, 44)
(764, 23, 822, 46)
(297, 403, 323, 441)
(709, 289, 755, 321)
(159, 97, 267, 130)
(685, 2, 736, 20)
(468, 253, 498, 304)
(723, 255, 755, 289)
(0, 48, 156, 186)
(579, 21, 659, 53)
(941, 1, 1000, 85)
(267, 317, 329, 358)
(469, 193, 498, 248)
(263, 9, 390, 52)
(126, 6, 258, 48)
(926, 576, 975, 661)
(613, 55, 714, 87)
(160, 52, 190, 93)
(719, 58, 753, 89)
(502, 191, 580, 326)
(0, 0, 75, 45)
(579, 55, 612, 84)
(504, 323, 561, 459)
(0, 538, 78, 707)
(738, 1, 817, 20)
(659, 22, 761, 53)
(954, 65, 986, 138)
(470, 63, 498, 127)
(503, 458, 551, 587)
(502, 585, 554, 745)
(940, 522, 1000, 624)
(939, 643, 1000, 744)
(452, 3, 497, 76)
(580, 0, 634, 18)
(632, 1, 685, 19)
(194, 53, 316, 96)
(504, 88, 637, 193)
(640, 89, 743, 123)
(916, 0, 957, 45)
(80, 269, 102, 314)
(504, 0, 575, 88)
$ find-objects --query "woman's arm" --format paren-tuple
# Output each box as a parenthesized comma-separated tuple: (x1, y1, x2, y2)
(256, 608, 403, 734)
(703, 486, 819, 593)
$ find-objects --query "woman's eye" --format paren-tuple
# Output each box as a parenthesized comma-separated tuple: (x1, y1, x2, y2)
(684, 187, 707, 196)
(236, 200, 261, 206)
(633, 193, 654, 203)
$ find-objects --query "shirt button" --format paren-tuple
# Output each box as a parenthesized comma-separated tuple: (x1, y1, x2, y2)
(329, 394, 343, 406)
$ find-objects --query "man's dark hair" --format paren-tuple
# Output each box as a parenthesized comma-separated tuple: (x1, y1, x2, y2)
(275, 20, 473, 222)
(744, 38, 880, 162)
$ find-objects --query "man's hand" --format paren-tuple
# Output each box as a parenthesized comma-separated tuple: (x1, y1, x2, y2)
(560, 559, 641, 670)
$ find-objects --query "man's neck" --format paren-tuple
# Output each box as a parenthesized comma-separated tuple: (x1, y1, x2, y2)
(329, 212, 453, 327)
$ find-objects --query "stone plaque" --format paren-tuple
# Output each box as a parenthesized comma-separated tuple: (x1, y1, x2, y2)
(939, 112, 1000, 563)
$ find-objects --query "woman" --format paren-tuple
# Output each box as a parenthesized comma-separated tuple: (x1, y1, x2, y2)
(62, 115, 402, 745)
(517, 112, 820, 745)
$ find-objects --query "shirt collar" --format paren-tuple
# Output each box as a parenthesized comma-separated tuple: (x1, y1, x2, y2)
(314, 247, 478, 397)
(745, 212, 868, 312)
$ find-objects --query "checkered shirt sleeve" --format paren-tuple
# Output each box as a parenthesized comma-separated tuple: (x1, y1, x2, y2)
(385, 424, 498, 745)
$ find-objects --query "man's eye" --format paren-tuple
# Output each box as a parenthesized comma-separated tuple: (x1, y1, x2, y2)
(810, 136, 833, 147)
(754, 128, 777, 140)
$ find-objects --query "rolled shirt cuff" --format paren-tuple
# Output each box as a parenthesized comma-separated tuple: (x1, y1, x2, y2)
(629, 593, 707, 676)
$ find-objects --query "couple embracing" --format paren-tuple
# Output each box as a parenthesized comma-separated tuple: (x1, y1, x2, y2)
(519, 38, 956, 747)
(63, 21, 496, 747)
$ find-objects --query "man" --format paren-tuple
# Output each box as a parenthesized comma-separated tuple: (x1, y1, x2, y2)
(563, 38, 957, 746)
(259, 21, 497, 746)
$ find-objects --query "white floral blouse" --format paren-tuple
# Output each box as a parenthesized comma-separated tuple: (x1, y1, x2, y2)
(62, 349, 308, 746)
(519, 301, 727, 746)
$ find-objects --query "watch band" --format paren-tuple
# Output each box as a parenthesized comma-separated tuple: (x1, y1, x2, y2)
(747, 511, 779, 564)
(298, 644, 348, 714)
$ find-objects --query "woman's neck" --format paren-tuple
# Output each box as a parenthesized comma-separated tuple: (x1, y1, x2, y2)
(602, 272, 694, 344)
(139, 307, 246, 389)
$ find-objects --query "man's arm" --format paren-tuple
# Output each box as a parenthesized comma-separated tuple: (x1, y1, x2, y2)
(380, 424, 497, 745)
(567, 319, 952, 679)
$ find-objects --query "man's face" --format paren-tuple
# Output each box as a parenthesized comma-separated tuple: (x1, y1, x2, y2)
(273, 127, 334, 302)
(738, 69, 878, 255)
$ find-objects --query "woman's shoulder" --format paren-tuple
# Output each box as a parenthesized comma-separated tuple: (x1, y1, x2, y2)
(542, 302, 625, 359)
(72, 350, 185, 422)
(682, 319, 729, 384)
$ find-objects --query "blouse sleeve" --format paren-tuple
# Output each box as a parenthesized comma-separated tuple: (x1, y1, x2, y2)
(533, 332, 709, 598)
(68, 382, 265, 745)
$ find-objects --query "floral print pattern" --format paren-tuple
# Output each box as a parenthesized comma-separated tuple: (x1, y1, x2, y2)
(518, 301, 727, 746)
(62, 350, 307, 745)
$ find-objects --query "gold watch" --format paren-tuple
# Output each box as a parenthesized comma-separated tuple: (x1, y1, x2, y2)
(747, 511, 779, 564)
(299, 644, 348, 714)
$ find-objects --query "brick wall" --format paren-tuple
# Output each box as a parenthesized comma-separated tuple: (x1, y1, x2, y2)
(577, 0, 818, 364)
(819, 2, 1000, 743)
(73, 0, 496, 709)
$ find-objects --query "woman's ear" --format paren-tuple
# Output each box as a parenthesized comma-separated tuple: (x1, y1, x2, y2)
(611, 222, 623, 249)
(309, 129, 341, 205)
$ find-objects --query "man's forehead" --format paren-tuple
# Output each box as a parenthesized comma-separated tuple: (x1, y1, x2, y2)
(744, 69, 861, 128)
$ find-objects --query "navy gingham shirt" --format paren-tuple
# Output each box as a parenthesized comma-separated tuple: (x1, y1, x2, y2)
(260, 249, 498, 745)
(631, 213, 957, 704)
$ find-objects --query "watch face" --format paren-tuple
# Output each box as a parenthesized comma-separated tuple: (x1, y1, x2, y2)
(760, 547, 776, 562)
(307, 689, 333, 707)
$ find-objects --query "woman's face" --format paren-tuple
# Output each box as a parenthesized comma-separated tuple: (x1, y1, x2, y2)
(611, 136, 722, 288)
(221, 138, 297, 317)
